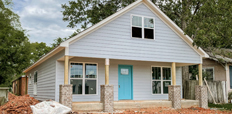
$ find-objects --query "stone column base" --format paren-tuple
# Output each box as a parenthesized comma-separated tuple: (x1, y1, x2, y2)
(59, 84, 73, 108)
(101, 85, 114, 112)
(195, 85, 208, 108)
(168, 85, 181, 109)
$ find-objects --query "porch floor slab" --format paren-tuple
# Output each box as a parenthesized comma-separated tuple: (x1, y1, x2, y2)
(72, 100, 199, 112)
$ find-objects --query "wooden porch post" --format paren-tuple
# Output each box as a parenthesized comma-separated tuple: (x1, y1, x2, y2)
(64, 55, 69, 84)
(198, 64, 203, 86)
(172, 62, 176, 85)
(105, 58, 110, 85)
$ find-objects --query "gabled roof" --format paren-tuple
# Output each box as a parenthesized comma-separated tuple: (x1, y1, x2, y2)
(23, 0, 208, 73)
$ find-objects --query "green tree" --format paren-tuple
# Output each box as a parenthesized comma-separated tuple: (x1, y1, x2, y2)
(62, 0, 135, 29)
(0, 0, 31, 86)
(30, 42, 52, 63)
(51, 29, 81, 48)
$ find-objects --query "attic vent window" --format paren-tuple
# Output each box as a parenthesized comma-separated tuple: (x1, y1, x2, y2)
(131, 15, 155, 39)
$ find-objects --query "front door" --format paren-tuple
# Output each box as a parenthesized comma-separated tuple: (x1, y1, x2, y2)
(118, 65, 133, 100)
(230, 66, 232, 89)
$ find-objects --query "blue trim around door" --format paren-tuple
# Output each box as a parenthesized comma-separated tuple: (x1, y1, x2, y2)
(118, 65, 133, 100)
(230, 66, 232, 89)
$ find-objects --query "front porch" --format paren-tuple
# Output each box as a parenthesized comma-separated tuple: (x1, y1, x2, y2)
(58, 56, 207, 112)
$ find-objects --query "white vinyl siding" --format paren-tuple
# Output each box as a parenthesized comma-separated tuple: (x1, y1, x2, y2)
(69, 4, 201, 64)
(27, 50, 65, 101)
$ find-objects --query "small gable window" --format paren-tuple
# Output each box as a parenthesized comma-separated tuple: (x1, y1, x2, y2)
(131, 15, 154, 39)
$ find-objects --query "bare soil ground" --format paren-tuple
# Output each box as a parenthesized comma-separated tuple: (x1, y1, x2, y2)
(74, 107, 232, 114)
(122, 107, 232, 114)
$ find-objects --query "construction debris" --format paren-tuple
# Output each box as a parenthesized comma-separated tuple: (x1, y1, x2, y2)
(31, 101, 72, 114)
(0, 92, 39, 114)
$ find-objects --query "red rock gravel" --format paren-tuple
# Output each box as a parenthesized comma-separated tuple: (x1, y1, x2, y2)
(0, 92, 39, 114)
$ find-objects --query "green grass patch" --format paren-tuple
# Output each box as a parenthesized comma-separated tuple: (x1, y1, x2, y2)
(209, 103, 232, 110)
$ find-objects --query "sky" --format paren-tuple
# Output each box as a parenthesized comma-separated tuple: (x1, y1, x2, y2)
(12, 0, 76, 46)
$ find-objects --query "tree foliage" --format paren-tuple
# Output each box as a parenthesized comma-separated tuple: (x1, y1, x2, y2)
(0, 0, 31, 86)
(62, 0, 135, 29)
(30, 42, 52, 64)
(51, 29, 80, 48)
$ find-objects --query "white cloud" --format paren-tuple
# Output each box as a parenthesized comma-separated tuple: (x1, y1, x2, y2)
(12, 0, 76, 45)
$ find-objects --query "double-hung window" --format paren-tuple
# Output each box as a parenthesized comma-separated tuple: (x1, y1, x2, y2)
(202, 67, 214, 80)
(132, 15, 154, 39)
(33, 71, 37, 95)
(152, 67, 171, 94)
(70, 63, 97, 95)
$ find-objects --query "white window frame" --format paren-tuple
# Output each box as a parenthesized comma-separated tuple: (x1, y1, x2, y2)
(202, 67, 214, 80)
(33, 71, 38, 95)
(151, 66, 172, 95)
(69, 62, 98, 95)
(131, 14, 155, 40)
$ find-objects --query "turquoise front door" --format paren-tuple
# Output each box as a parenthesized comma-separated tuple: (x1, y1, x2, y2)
(118, 65, 133, 100)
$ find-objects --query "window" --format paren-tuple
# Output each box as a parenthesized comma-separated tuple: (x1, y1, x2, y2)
(70, 63, 97, 95)
(29, 74, 31, 85)
(202, 67, 214, 80)
(132, 15, 154, 39)
(33, 71, 37, 95)
(152, 67, 171, 94)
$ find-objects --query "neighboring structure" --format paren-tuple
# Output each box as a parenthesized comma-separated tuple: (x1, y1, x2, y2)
(202, 50, 232, 93)
(23, 0, 209, 111)
(12, 75, 28, 96)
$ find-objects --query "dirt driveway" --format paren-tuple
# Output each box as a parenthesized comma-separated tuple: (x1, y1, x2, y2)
(121, 107, 232, 114)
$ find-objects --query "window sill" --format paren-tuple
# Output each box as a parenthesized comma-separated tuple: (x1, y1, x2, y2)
(131, 37, 155, 41)
(72, 94, 98, 96)
(152, 94, 168, 95)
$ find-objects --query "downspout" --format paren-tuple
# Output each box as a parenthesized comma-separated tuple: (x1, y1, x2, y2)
(225, 63, 228, 103)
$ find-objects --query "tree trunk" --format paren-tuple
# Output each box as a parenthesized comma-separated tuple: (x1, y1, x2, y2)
(182, 66, 189, 98)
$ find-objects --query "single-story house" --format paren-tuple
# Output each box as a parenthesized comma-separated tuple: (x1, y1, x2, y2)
(23, 0, 209, 112)
(12, 75, 28, 96)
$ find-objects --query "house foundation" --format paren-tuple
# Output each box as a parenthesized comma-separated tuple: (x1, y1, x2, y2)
(168, 85, 181, 109)
(100, 85, 114, 112)
(195, 85, 208, 108)
(59, 84, 73, 108)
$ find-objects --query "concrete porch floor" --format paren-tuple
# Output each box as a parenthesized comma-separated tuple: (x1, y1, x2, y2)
(72, 100, 199, 112)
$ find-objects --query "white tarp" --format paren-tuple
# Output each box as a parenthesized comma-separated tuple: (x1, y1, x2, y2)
(30, 101, 72, 114)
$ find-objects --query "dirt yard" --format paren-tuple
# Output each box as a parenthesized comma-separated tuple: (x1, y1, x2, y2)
(74, 107, 232, 114)
(121, 107, 232, 114)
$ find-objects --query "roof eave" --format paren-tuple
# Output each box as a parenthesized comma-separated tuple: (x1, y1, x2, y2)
(23, 46, 65, 73)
